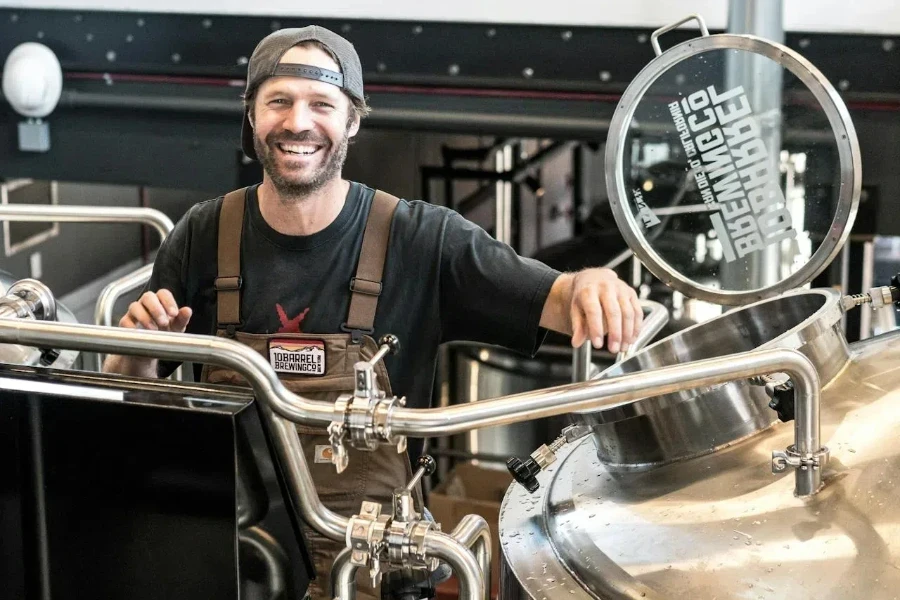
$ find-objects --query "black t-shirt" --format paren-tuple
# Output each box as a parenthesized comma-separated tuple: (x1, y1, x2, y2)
(146, 182, 559, 453)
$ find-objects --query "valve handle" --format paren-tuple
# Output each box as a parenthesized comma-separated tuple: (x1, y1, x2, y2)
(507, 456, 541, 494)
(378, 334, 401, 355)
(415, 454, 436, 477)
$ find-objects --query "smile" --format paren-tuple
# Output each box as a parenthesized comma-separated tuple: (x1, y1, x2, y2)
(276, 143, 322, 156)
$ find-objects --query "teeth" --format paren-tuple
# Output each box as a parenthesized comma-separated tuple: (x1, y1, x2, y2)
(281, 143, 318, 155)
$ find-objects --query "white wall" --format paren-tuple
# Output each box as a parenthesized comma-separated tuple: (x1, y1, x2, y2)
(3, 0, 900, 35)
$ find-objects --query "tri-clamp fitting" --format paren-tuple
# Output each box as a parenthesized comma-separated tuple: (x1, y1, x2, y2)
(345, 455, 440, 587)
(327, 334, 408, 473)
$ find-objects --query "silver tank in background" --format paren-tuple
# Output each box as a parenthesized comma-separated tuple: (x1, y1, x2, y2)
(0, 271, 79, 369)
(498, 12, 900, 600)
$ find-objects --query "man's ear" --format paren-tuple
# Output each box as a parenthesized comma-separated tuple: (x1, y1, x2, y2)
(347, 111, 361, 138)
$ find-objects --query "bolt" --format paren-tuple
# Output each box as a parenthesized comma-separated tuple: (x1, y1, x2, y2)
(342, 23, 352, 33)
(486, 28, 496, 38)
(839, 79, 850, 91)
(137, 18, 145, 27)
(237, 56, 248, 65)
(523, 67, 534, 78)
(637, 33, 648, 43)
(86, 33, 94, 42)
(36, 31, 44, 39)
(884, 39, 895, 51)
(171, 53, 181, 64)
(377, 62, 387, 72)
(561, 30, 572, 41)
(448, 64, 460, 76)
(599, 70, 611, 82)
(799, 38, 810, 48)
(10, 13, 18, 22)
(412, 25, 423, 35)
(125, 34, 134, 43)
(106, 50, 116, 62)
(270, 20, 281, 31)
(74, 14, 82, 23)
(202, 18, 212, 29)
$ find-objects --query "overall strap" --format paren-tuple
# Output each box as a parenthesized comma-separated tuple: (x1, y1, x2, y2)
(342, 190, 400, 343)
(215, 188, 247, 333)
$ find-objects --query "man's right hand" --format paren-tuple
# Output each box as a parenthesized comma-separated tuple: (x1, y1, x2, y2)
(119, 289, 192, 332)
(103, 289, 192, 377)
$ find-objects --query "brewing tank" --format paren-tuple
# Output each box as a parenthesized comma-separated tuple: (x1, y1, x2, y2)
(496, 13, 900, 599)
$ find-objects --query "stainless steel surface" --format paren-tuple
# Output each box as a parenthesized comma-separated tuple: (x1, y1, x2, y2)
(581, 289, 847, 470)
(424, 532, 484, 600)
(451, 515, 492, 600)
(605, 33, 861, 306)
(861, 239, 875, 339)
(0, 204, 174, 241)
(501, 330, 900, 599)
(331, 548, 358, 600)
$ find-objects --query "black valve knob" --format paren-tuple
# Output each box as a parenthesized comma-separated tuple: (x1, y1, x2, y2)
(767, 380, 795, 423)
(507, 456, 541, 494)
(379, 334, 401, 355)
(415, 454, 436, 477)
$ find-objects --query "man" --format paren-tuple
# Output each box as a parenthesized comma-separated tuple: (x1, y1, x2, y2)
(104, 25, 642, 600)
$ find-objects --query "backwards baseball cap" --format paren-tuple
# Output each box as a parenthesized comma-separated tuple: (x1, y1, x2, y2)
(241, 25, 365, 161)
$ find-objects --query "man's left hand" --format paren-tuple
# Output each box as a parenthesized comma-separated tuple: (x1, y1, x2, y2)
(541, 268, 642, 353)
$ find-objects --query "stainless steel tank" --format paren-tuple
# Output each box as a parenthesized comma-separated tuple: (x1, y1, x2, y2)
(497, 14, 899, 599)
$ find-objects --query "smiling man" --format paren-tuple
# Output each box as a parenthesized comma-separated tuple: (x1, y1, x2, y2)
(103, 26, 642, 600)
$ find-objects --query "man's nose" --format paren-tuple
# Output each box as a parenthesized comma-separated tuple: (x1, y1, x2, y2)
(283, 103, 315, 133)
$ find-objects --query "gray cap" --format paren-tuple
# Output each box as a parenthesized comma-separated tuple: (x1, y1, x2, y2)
(241, 25, 364, 161)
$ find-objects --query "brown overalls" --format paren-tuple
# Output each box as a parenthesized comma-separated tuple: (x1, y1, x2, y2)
(201, 187, 422, 600)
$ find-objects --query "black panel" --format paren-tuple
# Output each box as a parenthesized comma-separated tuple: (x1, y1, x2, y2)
(0, 366, 312, 600)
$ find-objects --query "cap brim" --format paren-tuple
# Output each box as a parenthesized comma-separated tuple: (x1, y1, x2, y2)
(241, 111, 258, 161)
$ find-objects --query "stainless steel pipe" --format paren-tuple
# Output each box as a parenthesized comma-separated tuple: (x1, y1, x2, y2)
(451, 515, 492, 600)
(0, 204, 174, 241)
(331, 548, 358, 600)
(424, 531, 484, 600)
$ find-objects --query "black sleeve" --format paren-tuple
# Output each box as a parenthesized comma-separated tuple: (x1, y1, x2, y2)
(439, 211, 560, 355)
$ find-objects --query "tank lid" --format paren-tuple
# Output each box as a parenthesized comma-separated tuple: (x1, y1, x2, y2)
(606, 15, 860, 306)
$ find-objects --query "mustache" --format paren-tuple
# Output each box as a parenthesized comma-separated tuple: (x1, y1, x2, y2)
(266, 131, 330, 147)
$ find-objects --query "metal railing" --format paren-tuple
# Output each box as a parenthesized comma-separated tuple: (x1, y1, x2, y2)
(0, 204, 175, 371)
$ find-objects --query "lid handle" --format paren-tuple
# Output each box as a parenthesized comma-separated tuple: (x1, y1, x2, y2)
(650, 14, 710, 57)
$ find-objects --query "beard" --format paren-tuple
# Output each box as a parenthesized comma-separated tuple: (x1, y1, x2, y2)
(254, 126, 350, 200)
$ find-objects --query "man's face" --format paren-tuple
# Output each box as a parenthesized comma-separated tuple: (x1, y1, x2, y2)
(250, 44, 360, 197)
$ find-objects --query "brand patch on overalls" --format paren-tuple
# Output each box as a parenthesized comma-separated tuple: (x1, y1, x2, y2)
(314, 445, 334, 463)
(268, 338, 325, 375)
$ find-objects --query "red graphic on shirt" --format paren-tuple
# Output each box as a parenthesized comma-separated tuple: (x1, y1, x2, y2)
(276, 304, 310, 333)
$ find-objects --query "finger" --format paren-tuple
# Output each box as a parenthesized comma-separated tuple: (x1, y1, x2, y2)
(570, 301, 586, 347)
(630, 294, 643, 341)
(140, 292, 170, 328)
(156, 289, 180, 318)
(171, 307, 193, 333)
(129, 302, 158, 331)
(578, 287, 607, 350)
(119, 312, 139, 329)
(599, 287, 622, 353)
(619, 294, 635, 347)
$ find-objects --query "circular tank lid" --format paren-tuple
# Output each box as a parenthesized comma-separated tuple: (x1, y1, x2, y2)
(606, 16, 861, 306)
